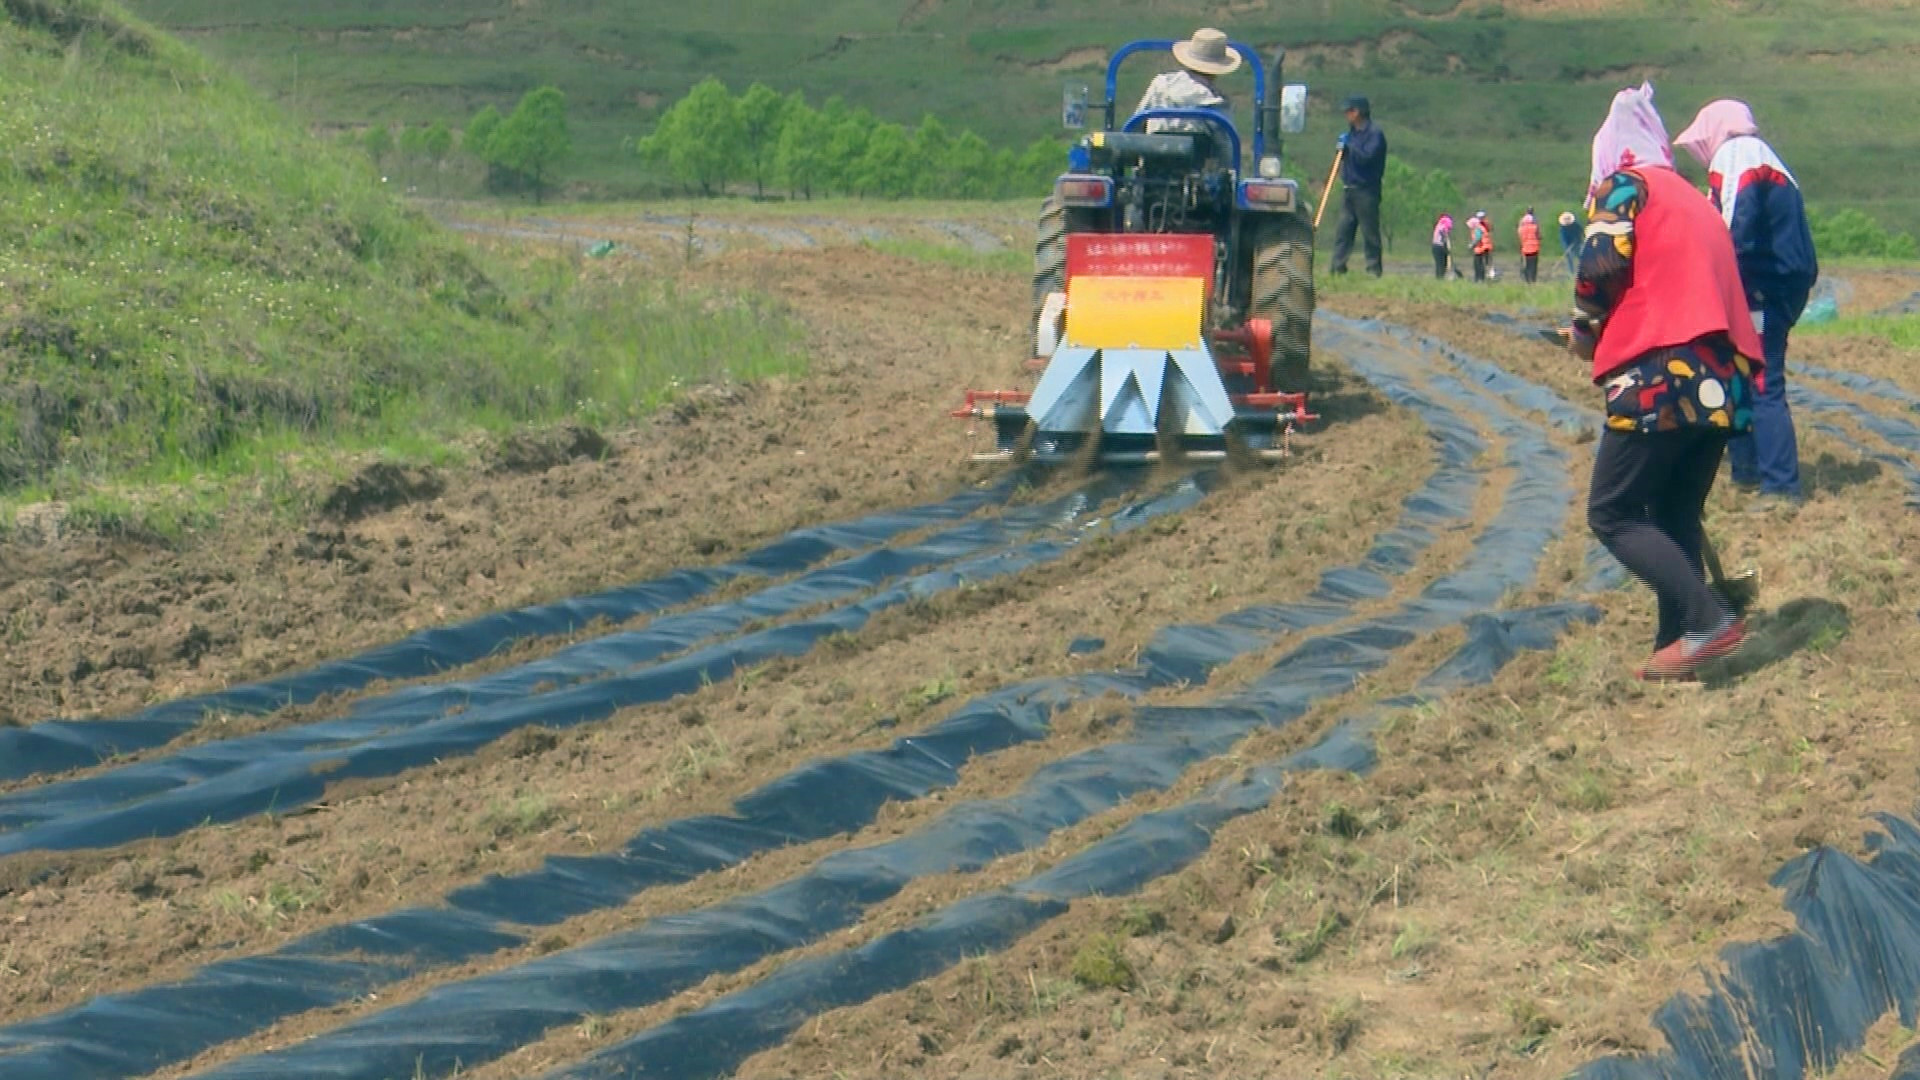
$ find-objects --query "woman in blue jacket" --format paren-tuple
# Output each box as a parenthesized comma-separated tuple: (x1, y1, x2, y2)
(1676, 100, 1819, 502)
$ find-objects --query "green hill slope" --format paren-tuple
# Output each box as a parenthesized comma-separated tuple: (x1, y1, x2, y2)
(117, 0, 1920, 224)
(0, 0, 796, 517)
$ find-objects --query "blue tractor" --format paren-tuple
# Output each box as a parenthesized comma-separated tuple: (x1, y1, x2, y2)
(955, 39, 1316, 466)
(1036, 39, 1314, 390)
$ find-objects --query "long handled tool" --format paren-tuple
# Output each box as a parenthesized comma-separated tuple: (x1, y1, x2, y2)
(1313, 149, 1344, 231)
(1535, 324, 1761, 614)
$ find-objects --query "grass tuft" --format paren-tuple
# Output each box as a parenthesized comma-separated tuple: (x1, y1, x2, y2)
(1069, 932, 1136, 991)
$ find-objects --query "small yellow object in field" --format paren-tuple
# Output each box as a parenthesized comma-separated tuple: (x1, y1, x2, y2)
(1064, 275, 1205, 350)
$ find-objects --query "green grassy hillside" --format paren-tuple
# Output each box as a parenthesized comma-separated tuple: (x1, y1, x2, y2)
(118, 0, 1920, 225)
(0, 0, 797, 522)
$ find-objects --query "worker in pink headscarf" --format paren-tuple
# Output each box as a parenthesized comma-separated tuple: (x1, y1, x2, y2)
(1570, 83, 1766, 681)
(1430, 213, 1454, 279)
(1676, 99, 1818, 505)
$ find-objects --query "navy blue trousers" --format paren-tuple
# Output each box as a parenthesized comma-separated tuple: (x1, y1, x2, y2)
(1728, 294, 1803, 497)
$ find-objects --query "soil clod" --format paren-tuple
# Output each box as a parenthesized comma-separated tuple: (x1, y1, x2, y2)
(320, 462, 445, 521)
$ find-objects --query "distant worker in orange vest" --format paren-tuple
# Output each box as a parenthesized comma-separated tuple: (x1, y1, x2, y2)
(1468, 210, 1494, 282)
(1518, 207, 1543, 283)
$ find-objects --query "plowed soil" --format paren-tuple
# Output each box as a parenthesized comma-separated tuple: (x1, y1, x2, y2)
(730, 289, 1920, 1080)
(5, 226, 1920, 1080)
(0, 244, 1012, 727)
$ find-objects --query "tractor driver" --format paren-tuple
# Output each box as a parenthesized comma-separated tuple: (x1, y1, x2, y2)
(1135, 27, 1239, 135)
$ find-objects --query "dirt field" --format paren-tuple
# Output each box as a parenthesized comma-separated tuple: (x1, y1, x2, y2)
(3, 220, 1918, 1080)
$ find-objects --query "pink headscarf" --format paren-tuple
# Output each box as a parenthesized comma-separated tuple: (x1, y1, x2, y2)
(1674, 99, 1759, 166)
(1589, 82, 1674, 195)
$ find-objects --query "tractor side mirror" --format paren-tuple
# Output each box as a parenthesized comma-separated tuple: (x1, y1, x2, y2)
(1062, 83, 1089, 130)
(1280, 84, 1308, 134)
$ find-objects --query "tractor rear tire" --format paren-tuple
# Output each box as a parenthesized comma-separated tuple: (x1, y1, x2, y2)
(1032, 195, 1097, 351)
(1250, 212, 1316, 392)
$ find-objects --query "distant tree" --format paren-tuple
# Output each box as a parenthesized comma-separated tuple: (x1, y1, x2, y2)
(466, 105, 503, 160)
(774, 92, 831, 200)
(639, 77, 744, 197)
(736, 82, 791, 199)
(487, 86, 571, 203)
(853, 123, 917, 198)
(822, 101, 874, 197)
(907, 114, 949, 198)
(424, 121, 454, 165)
(424, 121, 454, 160)
(1017, 137, 1066, 193)
(362, 124, 393, 163)
(947, 129, 997, 199)
(398, 125, 428, 159)
(421, 121, 454, 194)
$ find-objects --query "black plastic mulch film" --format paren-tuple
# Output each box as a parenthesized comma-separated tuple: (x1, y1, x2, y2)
(532, 321, 1589, 1080)
(0, 479, 1021, 783)
(555, 605, 1597, 1080)
(0, 320, 1493, 1077)
(1581, 814, 1920, 1080)
(0, 471, 1122, 845)
(1412, 312, 1920, 1080)
(0, 472, 1200, 856)
(0, 477, 1211, 1075)
(168, 319, 1578, 1080)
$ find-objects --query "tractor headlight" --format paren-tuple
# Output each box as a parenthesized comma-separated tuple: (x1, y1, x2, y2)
(1257, 155, 1283, 179)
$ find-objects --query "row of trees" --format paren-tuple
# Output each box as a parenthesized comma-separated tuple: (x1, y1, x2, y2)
(465, 86, 571, 202)
(637, 78, 1067, 200)
(362, 120, 454, 171)
(361, 86, 571, 202)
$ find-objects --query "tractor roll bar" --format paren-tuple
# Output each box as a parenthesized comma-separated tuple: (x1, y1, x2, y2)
(1103, 38, 1269, 161)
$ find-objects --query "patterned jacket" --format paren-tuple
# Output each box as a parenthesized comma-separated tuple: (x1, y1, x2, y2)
(1134, 71, 1228, 134)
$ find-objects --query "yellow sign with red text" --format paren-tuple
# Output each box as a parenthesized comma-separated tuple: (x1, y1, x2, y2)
(1063, 275, 1205, 351)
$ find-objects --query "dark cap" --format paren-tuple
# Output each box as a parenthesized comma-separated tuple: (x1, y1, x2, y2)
(1342, 94, 1370, 115)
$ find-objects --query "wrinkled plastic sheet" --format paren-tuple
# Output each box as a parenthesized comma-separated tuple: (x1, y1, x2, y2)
(1792, 382, 1920, 506)
(0, 322, 1505, 1080)
(0, 478, 1214, 859)
(1799, 362, 1920, 413)
(1331, 312, 1595, 438)
(1578, 812, 1920, 1080)
(173, 335, 1572, 1080)
(542, 345, 1585, 1079)
(550, 603, 1600, 1080)
(0, 480, 1023, 783)
(0, 474, 1139, 837)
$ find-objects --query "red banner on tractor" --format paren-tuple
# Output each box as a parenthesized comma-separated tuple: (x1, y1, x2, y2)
(1065, 234, 1215, 298)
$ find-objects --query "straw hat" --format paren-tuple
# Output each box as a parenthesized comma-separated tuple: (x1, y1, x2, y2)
(1558, 211, 1577, 226)
(1173, 28, 1241, 76)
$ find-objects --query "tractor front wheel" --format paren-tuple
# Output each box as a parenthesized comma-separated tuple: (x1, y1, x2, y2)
(1032, 195, 1097, 353)
(1249, 212, 1317, 392)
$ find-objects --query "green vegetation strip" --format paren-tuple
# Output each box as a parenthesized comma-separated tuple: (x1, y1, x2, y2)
(0, 2, 801, 526)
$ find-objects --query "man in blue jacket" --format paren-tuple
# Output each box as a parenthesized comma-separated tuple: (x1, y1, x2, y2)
(1330, 95, 1387, 277)
(1677, 100, 1819, 503)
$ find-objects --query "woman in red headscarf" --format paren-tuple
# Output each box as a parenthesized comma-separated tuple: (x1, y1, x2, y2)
(1569, 83, 1766, 680)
